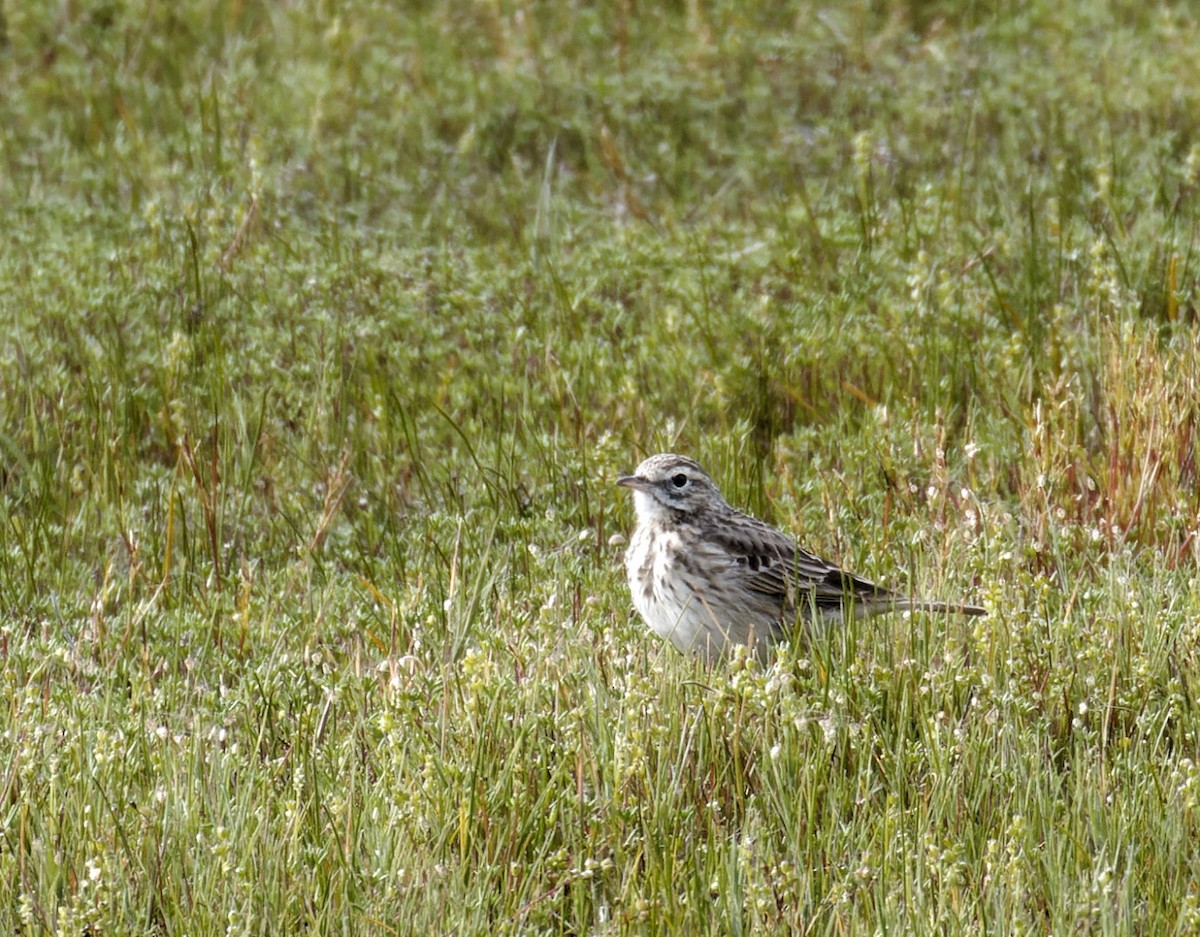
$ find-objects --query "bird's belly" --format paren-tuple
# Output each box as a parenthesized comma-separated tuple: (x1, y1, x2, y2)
(625, 527, 778, 660)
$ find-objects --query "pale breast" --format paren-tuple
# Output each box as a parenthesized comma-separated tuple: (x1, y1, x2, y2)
(624, 523, 782, 660)
(624, 524, 707, 652)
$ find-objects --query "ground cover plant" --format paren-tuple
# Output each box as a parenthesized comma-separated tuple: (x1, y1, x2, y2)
(3, 0, 1200, 933)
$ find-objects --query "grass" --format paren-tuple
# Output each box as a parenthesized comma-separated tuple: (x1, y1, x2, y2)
(3, 0, 1200, 932)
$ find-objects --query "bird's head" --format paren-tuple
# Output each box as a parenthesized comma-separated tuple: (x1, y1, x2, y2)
(617, 453, 722, 522)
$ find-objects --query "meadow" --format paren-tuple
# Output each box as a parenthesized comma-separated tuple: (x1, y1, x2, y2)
(3, 1, 1200, 933)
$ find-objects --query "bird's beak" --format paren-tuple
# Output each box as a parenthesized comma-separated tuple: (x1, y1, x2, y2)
(617, 474, 652, 492)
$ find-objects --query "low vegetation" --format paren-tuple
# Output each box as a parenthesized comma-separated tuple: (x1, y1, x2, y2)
(3, 1, 1200, 933)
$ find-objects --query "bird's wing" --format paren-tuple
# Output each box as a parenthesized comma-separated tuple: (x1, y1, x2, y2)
(711, 512, 892, 614)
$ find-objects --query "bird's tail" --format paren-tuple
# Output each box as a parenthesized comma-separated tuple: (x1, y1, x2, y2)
(895, 598, 986, 617)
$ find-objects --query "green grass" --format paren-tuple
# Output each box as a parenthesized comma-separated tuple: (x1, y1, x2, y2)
(4, 0, 1200, 933)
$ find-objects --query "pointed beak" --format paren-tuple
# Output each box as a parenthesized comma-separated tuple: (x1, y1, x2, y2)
(617, 474, 652, 492)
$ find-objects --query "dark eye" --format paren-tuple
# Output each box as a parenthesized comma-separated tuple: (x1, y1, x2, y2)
(671, 473, 689, 488)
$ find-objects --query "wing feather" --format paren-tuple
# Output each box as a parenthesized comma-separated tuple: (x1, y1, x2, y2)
(708, 510, 892, 615)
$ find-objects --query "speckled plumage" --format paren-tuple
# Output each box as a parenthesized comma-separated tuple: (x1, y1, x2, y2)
(617, 453, 985, 662)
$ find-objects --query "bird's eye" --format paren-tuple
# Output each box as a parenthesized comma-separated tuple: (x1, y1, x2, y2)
(671, 473, 689, 488)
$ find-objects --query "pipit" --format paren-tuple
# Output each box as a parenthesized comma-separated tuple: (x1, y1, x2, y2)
(617, 453, 985, 661)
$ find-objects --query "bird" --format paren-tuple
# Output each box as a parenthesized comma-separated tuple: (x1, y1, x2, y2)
(617, 453, 985, 662)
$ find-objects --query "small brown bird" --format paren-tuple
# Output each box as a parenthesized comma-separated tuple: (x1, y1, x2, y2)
(618, 453, 985, 661)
